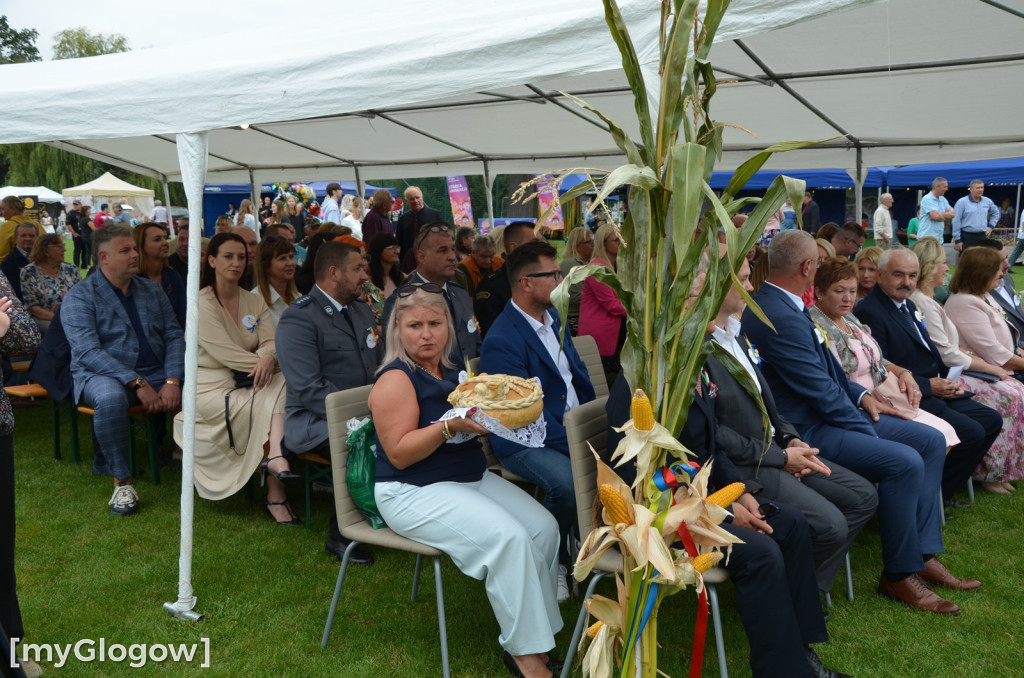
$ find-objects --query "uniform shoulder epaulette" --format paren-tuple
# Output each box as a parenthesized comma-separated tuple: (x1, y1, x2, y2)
(294, 295, 312, 307)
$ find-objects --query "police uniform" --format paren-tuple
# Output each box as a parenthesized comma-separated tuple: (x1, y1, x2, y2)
(276, 285, 382, 454)
(381, 272, 481, 364)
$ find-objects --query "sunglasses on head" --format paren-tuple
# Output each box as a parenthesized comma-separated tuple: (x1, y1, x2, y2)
(41, 234, 62, 247)
(413, 225, 452, 249)
(397, 282, 444, 297)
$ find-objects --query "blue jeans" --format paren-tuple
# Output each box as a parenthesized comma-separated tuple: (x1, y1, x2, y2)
(497, 446, 575, 562)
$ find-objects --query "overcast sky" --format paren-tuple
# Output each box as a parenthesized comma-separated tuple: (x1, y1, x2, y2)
(4, 0, 284, 60)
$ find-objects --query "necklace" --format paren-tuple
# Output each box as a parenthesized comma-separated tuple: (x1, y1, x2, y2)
(413, 362, 443, 380)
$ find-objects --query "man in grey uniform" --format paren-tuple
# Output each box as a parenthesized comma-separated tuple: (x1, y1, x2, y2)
(276, 241, 381, 565)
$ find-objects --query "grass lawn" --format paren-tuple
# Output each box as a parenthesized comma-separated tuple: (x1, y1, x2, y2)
(11, 400, 1024, 677)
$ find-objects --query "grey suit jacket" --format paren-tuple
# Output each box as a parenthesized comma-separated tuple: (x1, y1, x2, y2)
(989, 276, 1024, 349)
(276, 286, 382, 453)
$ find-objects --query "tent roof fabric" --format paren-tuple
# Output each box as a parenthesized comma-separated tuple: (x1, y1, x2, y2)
(0, 185, 64, 202)
(62, 171, 155, 198)
(1, 0, 1022, 184)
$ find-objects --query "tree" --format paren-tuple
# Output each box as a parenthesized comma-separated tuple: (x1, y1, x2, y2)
(52, 26, 129, 60)
(0, 15, 41, 64)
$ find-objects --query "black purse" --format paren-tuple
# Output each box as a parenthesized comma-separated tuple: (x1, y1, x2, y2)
(225, 370, 255, 454)
(230, 369, 254, 389)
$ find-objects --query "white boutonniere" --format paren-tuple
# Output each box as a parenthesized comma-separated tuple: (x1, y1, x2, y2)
(914, 309, 927, 329)
(747, 342, 761, 366)
(242, 314, 260, 333)
(813, 326, 827, 347)
(458, 370, 469, 384)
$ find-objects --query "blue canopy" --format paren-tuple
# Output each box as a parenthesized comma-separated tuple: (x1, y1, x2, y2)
(885, 157, 1024, 188)
(203, 181, 395, 197)
(708, 167, 887, 190)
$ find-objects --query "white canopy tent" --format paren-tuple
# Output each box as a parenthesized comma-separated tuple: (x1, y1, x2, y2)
(62, 171, 155, 215)
(2, 0, 1021, 619)
(0, 185, 64, 203)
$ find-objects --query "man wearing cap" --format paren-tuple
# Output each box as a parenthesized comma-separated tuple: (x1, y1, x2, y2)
(321, 183, 343, 225)
(277, 241, 379, 564)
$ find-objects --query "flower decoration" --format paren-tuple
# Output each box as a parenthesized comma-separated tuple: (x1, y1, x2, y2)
(746, 340, 761, 366)
(914, 309, 927, 329)
(242, 314, 260, 333)
(813, 324, 828, 347)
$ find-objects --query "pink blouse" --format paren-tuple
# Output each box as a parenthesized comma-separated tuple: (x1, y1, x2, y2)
(578, 257, 627, 357)
(944, 293, 1016, 367)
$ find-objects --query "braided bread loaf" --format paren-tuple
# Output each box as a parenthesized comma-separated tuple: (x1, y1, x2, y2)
(447, 373, 544, 430)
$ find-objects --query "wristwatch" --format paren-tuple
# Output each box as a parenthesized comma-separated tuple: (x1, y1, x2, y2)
(129, 377, 147, 391)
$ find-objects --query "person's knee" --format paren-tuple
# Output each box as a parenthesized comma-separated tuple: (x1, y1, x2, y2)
(86, 379, 129, 411)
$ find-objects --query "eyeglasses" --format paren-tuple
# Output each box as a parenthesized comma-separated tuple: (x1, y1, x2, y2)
(413, 225, 452, 250)
(384, 245, 401, 251)
(522, 269, 563, 282)
(397, 282, 444, 297)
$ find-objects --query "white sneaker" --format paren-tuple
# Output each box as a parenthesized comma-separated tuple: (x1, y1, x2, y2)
(557, 565, 570, 603)
(109, 482, 139, 516)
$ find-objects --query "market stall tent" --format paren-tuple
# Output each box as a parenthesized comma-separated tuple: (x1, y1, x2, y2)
(0, 185, 64, 203)
(63, 171, 155, 215)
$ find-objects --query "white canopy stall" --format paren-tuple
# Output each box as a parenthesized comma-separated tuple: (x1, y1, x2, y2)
(2, 0, 1021, 619)
(62, 171, 155, 215)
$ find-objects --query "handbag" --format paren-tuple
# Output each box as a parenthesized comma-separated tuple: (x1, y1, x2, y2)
(230, 369, 254, 389)
(225, 371, 256, 455)
(873, 371, 918, 418)
(345, 419, 386, 529)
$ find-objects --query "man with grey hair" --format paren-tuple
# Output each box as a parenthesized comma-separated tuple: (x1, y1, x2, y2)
(742, 229, 976, 616)
(150, 199, 168, 225)
(952, 179, 999, 251)
(873, 193, 894, 249)
(918, 177, 955, 243)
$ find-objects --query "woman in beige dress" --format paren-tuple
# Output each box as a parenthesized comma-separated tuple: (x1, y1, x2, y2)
(175, 232, 301, 524)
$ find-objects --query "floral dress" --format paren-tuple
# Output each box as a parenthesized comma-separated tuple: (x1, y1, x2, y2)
(19, 262, 80, 312)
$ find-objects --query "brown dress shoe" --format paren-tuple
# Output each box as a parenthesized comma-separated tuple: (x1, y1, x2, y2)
(917, 558, 982, 591)
(878, 574, 961, 615)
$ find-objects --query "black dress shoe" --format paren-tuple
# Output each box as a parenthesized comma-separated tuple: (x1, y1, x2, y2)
(944, 498, 971, 509)
(806, 647, 853, 678)
(325, 534, 374, 565)
(502, 650, 560, 676)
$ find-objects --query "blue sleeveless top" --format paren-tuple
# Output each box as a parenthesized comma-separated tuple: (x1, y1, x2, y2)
(374, 359, 487, 486)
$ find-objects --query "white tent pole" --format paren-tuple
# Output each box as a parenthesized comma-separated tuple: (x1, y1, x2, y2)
(248, 169, 261, 242)
(1015, 183, 1021, 242)
(854, 146, 864, 228)
(483, 159, 495, 222)
(162, 180, 172, 226)
(163, 130, 208, 623)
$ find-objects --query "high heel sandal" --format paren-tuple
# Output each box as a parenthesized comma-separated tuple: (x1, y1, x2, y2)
(264, 500, 302, 526)
(260, 455, 301, 487)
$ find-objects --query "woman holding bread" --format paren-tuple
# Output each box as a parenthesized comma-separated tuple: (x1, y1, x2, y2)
(370, 284, 563, 678)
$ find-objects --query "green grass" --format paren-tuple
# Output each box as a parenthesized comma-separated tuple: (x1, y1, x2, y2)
(11, 402, 1024, 677)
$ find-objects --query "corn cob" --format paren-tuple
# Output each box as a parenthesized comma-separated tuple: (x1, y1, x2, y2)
(587, 621, 604, 638)
(631, 389, 655, 431)
(706, 482, 746, 508)
(599, 484, 633, 525)
(691, 552, 723, 574)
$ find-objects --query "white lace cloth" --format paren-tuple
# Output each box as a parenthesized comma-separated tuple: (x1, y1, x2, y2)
(435, 407, 547, 448)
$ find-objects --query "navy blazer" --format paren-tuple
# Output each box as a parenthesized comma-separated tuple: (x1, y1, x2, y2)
(1, 247, 28, 302)
(61, 271, 185, 403)
(740, 283, 875, 441)
(853, 285, 947, 397)
(480, 302, 595, 457)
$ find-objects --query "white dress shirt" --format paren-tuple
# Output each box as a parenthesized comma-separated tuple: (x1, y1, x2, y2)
(512, 300, 580, 413)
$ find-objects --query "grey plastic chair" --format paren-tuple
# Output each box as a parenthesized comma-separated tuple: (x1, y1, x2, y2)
(571, 333, 609, 398)
(562, 396, 731, 678)
(319, 385, 454, 678)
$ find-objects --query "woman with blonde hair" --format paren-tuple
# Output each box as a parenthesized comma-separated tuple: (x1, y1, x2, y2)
(854, 246, 883, 300)
(253, 237, 298, 327)
(214, 215, 233, 234)
(234, 199, 258, 233)
(370, 285, 561, 677)
(559, 226, 595, 278)
(579, 222, 626, 380)
(911, 236, 1024, 494)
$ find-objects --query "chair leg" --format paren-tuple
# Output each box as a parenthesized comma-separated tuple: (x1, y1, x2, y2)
(707, 582, 728, 678)
(146, 415, 160, 485)
(411, 554, 424, 602)
(561, 572, 607, 678)
(845, 552, 854, 602)
(321, 540, 358, 648)
(303, 459, 313, 531)
(823, 591, 833, 608)
(938, 491, 945, 526)
(433, 556, 450, 678)
(69, 403, 80, 464)
(52, 399, 62, 461)
(966, 477, 975, 504)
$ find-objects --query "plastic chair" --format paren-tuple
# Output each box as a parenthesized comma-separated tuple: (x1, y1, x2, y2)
(562, 396, 731, 678)
(571, 333, 609, 398)
(319, 385, 455, 678)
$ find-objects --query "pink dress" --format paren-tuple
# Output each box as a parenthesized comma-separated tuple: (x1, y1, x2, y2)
(578, 257, 627, 357)
(838, 324, 960, 447)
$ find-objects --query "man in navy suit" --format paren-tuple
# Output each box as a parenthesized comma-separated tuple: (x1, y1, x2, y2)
(854, 248, 1000, 507)
(480, 240, 595, 602)
(742, 230, 979, 616)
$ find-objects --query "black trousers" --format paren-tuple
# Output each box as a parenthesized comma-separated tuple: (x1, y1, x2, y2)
(721, 502, 825, 678)
(919, 395, 1002, 500)
(0, 434, 22, 644)
(960, 231, 988, 249)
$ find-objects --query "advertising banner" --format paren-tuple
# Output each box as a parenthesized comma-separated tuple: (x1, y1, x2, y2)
(446, 176, 474, 229)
